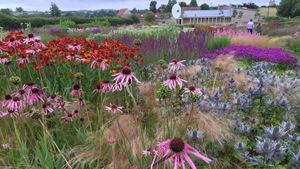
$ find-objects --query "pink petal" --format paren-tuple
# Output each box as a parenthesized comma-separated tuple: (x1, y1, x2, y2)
(183, 153, 197, 169)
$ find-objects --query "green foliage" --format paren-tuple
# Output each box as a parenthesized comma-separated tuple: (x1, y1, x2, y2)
(145, 11, 155, 23)
(149, 1, 157, 13)
(189, 0, 198, 7)
(277, 0, 300, 18)
(0, 8, 13, 15)
(179, 2, 187, 7)
(87, 33, 107, 43)
(156, 85, 171, 100)
(287, 37, 300, 52)
(208, 36, 230, 50)
(238, 11, 244, 19)
(130, 14, 140, 23)
(50, 2, 61, 17)
(0, 13, 139, 29)
(232, 9, 238, 17)
(200, 3, 210, 10)
(16, 7, 24, 13)
(166, 0, 177, 12)
(58, 20, 76, 28)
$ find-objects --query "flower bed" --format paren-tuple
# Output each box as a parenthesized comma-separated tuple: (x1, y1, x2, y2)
(205, 45, 298, 64)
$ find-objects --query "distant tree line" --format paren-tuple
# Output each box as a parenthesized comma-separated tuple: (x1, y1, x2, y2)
(277, 0, 300, 17)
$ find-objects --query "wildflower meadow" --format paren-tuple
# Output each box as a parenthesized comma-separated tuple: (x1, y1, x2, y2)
(0, 1, 300, 169)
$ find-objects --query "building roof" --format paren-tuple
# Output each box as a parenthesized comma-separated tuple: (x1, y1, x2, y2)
(117, 8, 132, 18)
(181, 7, 201, 11)
(182, 9, 232, 18)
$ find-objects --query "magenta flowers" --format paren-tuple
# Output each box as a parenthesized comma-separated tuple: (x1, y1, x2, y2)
(105, 103, 123, 115)
(168, 59, 185, 72)
(150, 138, 212, 169)
(113, 67, 140, 88)
(90, 58, 109, 70)
(205, 45, 298, 64)
(163, 73, 187, 89)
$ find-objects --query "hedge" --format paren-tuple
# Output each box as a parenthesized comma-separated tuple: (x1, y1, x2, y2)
(0, 13, 139, 29)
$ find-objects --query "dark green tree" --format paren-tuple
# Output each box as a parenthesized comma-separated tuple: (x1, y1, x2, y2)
(292, 2, 300, 16)
(150, 1, 157, 13)
(232, 9, 238, 17)
(15, 7, 24, 12)
(277, 0, 298, 17)
(50, 2, 61, 17)
(145, 11, 155, 22)
(0, 8, 13, 15)
(189, 0, 198, 7)
(166, 0, 177, 12)
(200, 3, 209, 10)
(179, 2, 187, 7)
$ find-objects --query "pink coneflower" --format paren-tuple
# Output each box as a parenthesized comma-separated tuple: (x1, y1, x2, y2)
(24, 34, 40, 44)
(150, 138, 212, 169)
(90, 58, 109, 70)
(62, 110, 79, 122)
(6, 38, 21, 48)
(1, 95, 12, 108)
(74, 98, 85, 106)
(105, 103, 123, 115)
(17, 57, 30, 68)
(168, 59, 185, 72)
(33, 39, 46, 48)
(25, 49, 41, 55)
(14, 89, 27, 100)
(27, 88, 45, 105)
(0, 56, 9, 65)
(66, 54, 79, 61)
(163, 73, 187, 89)
(47, 94, 61, 102)
(23, 82, 37, 92)
(94, 80, 112, 93)
(112, 82, 123, 92)
(6, 96, 25, 112)
(0, 109, 19, 117)
(68, 43, 81, 51)
(42, 102, 54, 115)
(55, 101, 68, 109)
(70, 84, 84, 96)
(113, 67, 140, 87)
(184, 86, 202, 95)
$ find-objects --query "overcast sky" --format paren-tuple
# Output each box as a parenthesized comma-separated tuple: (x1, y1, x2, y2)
(0, 0, 279, 11)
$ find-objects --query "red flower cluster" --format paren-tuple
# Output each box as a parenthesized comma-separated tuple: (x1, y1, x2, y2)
(0, 32, 143, 71)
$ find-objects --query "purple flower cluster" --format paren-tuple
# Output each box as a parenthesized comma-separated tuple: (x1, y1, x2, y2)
(205, 45, 298, 64)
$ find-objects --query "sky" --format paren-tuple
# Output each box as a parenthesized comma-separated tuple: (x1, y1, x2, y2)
(0, 0, 279, 11)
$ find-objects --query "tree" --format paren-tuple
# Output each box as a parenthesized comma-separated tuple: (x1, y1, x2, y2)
(179, 2, 187, 7)
(189, 0, 198, 7)
(145, 11, 155, 22)
(131, 14, 140, 23)
(166, 0, 177, 13)
(150, 1, 157, 13)
(278, 0, 299, 17)
(242, 2, 258, 9)
(292, 2, 300, 17)
(0, 8, 13, 15)
(50, 2, 61, 17)
(238, 11, 244, 19)
(200, 3, 209, 10)
(232, 9, 238, 17)
(15, 7, 24, 12)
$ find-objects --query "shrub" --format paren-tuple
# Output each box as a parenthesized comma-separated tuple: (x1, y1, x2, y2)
(145, 11, 155, 23)
(208, 36, 230, 50)
(130, 14, 140, 23)
(57, 20, 76, 28)
(287, 37, 300, 52)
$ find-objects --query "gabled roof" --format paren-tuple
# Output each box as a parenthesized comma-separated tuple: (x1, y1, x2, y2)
(182, 9, 232, 18)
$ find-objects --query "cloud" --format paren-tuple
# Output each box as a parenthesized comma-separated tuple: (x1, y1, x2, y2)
(0, 0, 275, 11)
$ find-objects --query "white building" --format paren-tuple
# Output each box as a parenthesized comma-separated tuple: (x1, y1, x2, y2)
(175, 8, 233, 25)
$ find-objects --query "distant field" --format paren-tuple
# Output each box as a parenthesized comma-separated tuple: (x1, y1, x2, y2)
(259, 7, 277, 17)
